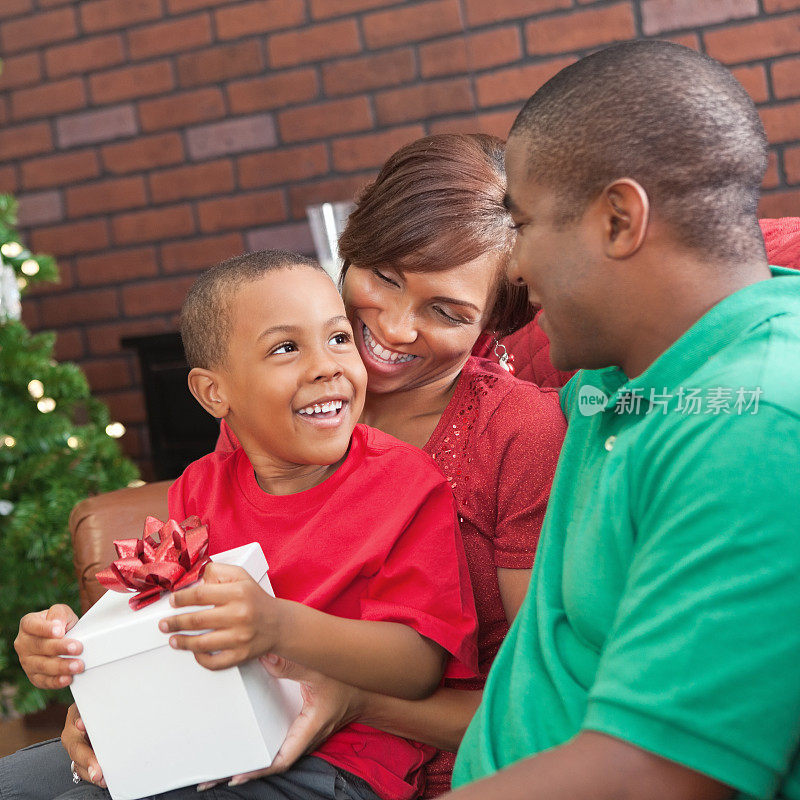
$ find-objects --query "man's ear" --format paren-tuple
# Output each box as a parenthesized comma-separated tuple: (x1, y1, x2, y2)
(187, 367, 229, 419)
(600, 178, 649, 259)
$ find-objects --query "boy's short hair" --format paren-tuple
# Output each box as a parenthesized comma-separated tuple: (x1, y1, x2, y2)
(180, 249, 326, 370)
(510, 40, 768, 264)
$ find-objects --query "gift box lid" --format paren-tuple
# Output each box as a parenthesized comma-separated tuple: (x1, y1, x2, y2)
(71, 543, 270, 670)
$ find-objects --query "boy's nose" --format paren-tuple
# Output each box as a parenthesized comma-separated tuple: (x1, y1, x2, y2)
(310, 352, 343, 382)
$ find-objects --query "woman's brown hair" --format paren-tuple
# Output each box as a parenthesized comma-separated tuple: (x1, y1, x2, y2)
(338, 133, 533, 337)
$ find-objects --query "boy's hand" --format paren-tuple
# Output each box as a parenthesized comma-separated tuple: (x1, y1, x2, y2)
(14, 605, 83, 689)
(159, 563, 284, 670)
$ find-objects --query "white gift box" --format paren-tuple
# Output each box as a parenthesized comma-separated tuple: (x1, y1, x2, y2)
(68, 543, 302, 800)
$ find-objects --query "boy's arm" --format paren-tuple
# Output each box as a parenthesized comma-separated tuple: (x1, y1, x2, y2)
(164, 563, 447, 700)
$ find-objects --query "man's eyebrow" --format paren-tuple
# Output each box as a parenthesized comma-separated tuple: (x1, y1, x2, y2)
(431, 296, 481, 313)
(503, 193, 517, 212)
(257, 316, 350, 340)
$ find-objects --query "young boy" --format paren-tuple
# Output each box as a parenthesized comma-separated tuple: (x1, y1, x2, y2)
(17, 250, 478, 800)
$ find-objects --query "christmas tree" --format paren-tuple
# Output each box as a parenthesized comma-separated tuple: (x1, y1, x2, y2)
(0, 194, 139, 715)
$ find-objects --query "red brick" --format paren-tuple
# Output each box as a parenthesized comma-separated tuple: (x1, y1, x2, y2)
(90, 61, 174, 104)
(419, 37, 468, 79)
(764, 0, 800, 10)
(139, 88, 225, 132)
(87, 318, 172, 356)
(476, 108, 520, 138)
(22, 150, 100, 190)
(0, 99, 7, 128)
(24, 258, 74, 297)
(11, 78, 86, 121)
(0, 123, 53, 161)
(664, 32, 701, 50)
(363, 0, 462, 49)
(82, 358, 133, 392)
(177, 40, 264, 88)
(468, 27, 523, 71)
(37, 0, 76, 6)
(705, 14, 800, 63)
(773, 56, 800, 99)
(289, 175, 373, 218)
(476, 57, 576, 107)
(196, 191, 286, 233)
(763, 150, 781, 189)
(101, 391, 147, 425)
(310, 0, 402, 19)
(322, 50, 416, 96)
(112, 206, 195, 246)
(269, 19, 361, 68)
(0, 165, 19, 194)
(237, 143, 329, 189)
(53, 328, 85, 362)
(641, 0, 758, 36)
(228, 69, 318, 114)
(0, 0, 33, 19)
(161, 233, 244, 273)
(128, 14, 212, 60)
(39, 288, 119, 327)
(122, 276, 196, 316)
(76, 247, 159, 286)
(31, 219, 110, 256)
(463, 0, 571, 26)
(759, 188, 800, 218)
(278, 97, 373, 142)
(784, 145, 800, 183)
(102, 133, 185, 174)
(80, 0, 163, 33)
(45, 35, 125, 79)
(428, 114, 482, 135)
(375, 78, 473, 125)
(0, 7, 77, 53)
(731, 64, 769, 105)
(186, 115, 277, 159)
(525, 3, 636, 55)
(215, 0, 305, 39)
(168, 0, 235, 11)
(760, 101, 800, 143)
(57, 106, 137, 148)
(332, 125, 425, 171)
(149, 160, 235, 203)
(66, 176, 147, 217)
(246, 221, 314, 254)
(0, 53, 42, 90)
(17, 191, 64, 226)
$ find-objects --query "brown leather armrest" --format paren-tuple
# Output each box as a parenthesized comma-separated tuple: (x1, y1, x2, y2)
(69, 481, 171, 613)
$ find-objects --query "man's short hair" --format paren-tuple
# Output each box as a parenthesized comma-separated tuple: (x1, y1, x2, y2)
(510, 40, 768, 263)
(180, 249, 324, 370)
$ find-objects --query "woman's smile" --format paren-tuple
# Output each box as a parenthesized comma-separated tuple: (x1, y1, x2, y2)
(356, 318, 419, 372)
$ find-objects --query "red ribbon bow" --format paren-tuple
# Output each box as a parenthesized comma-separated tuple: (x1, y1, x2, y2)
(95, 515, 211, 610)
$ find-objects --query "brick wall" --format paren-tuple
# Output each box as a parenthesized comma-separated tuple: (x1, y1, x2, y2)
(1, 0, 799, 475)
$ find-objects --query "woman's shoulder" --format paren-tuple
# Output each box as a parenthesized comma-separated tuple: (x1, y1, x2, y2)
(457, 356, 564, 431)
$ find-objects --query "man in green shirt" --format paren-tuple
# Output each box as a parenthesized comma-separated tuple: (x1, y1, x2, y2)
(450, 41, 800, 800)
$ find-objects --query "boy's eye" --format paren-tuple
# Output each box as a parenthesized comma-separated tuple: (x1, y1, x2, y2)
(373, 268, 399, 287)
(272, 342, 297, 355)
(329, 332, 351, 346)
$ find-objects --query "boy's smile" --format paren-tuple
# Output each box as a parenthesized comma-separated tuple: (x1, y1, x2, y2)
(202, 266, 367, 494)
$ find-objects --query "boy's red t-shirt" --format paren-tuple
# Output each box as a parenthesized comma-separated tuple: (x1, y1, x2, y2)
(169, 423, 479, 800)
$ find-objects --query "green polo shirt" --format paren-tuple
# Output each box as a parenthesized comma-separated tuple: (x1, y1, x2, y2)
(453, 267, 800, 799)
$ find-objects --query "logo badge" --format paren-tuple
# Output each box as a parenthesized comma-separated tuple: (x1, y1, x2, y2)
(577, 385, 609, 416)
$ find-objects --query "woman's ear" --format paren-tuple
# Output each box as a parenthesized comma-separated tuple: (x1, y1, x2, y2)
(187, 368, 229, 419)
(600, 178, 650, 259)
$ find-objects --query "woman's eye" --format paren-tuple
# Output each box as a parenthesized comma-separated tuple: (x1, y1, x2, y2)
(329, 332, 351, 345)
(434, 306, 467, 325)
(373, 269, 399, 287)
(272, 342, 297, 355)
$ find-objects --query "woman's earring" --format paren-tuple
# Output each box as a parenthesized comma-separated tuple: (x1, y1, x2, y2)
(493, 341, 515, 374)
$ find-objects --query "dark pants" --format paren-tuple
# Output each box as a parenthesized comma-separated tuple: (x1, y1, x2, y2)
(0, 740, 379, 800)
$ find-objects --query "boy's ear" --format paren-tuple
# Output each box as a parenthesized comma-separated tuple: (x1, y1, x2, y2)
(187, 367, 229, 419)
(600, 178, 650, 259)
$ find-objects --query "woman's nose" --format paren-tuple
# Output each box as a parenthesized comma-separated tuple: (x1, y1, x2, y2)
(378, 306, 417, 345)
